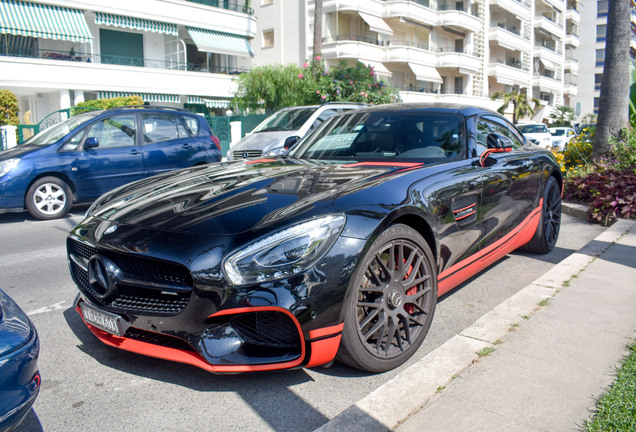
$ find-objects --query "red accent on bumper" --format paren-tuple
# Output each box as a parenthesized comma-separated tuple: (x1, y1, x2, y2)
(437, 200, 543, 296)
(306, 323, 344, 368)
(76, 304, 308, 373)
(245, 159, 277, 164)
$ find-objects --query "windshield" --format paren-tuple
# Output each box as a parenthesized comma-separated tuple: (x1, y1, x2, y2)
(550, 129, 565, 136)
(23, 112, 101, 146)
(252, 107, 317, 132)
(518, 124, 548, 134)
(288, 111, 466, 162)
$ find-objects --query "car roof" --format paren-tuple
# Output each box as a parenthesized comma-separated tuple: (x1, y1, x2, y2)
(348, 102, 499, 118)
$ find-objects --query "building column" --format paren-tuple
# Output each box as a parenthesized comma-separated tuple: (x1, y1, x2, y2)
(74, 90, 85, 105)
(59, 90, 71, 109)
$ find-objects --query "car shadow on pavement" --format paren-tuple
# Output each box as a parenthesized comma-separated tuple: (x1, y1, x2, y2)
(62, 303, 333, 431)
(11, 408, 43, 432)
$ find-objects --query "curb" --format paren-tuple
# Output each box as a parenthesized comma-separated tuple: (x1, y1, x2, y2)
(315, 219, 635, 432)
(562, 202, 589, 221)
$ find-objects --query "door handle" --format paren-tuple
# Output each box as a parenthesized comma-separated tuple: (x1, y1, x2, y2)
(129, 149, 140, 155)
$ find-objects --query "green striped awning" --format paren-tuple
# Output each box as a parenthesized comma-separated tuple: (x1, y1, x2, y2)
(187, 27, 254, 57)
(98, 91, 180, 104)
(95, 13, 178, 36)
(187, 96, 231, 109)
(0, 0, 92, 42)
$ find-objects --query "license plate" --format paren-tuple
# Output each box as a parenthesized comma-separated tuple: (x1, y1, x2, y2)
(80, 303, 128, 337)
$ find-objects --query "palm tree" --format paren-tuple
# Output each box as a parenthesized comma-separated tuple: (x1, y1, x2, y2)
(593, 0, 631, 159)
(491, 90, 541, 124)
(312, 0, 323, 61)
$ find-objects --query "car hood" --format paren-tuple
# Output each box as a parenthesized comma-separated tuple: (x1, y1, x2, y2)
(0, 144, 41, 161)
(87, 158, 425, 236)
(0, 289, 35, 358)
(231, 131, 297, 154)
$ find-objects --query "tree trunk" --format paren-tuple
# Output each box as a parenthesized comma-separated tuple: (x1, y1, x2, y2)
(312, 0, 323, 60)
(593, 0, 631, 159)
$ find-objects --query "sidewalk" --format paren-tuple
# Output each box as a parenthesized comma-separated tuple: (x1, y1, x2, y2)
(317, 219, 636, 432)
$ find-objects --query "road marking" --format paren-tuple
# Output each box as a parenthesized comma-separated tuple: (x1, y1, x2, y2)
(0, 246, 67, 267)
(27, 300, 67, 316)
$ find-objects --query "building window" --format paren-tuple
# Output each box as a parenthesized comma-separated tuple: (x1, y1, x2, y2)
(595, 73, 602, 90)
(597, 0, 609, 16)
(596, 24, 606, 41)
(595, 48, 605, 66)
(262, 30, 274, 48)
(99, 29, 144, 67)
(593, 97, 599, 114)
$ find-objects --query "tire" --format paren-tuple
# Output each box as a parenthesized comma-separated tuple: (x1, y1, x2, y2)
(25, 177, 73, 220)
(521, 176, 561, 254)
(337, 224, 437, 373)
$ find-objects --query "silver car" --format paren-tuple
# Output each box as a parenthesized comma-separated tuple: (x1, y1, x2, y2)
(227, 103, 365, 160)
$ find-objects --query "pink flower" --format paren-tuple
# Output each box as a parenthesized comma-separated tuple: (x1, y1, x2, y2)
(349, 81, 354, 84)
(303, 62, 309, 68)
(316, 90, 320, 94)
(360, 91, 365, 96)
(321, 95, 326, 100)
(298, 73, 304, 79)
(316, 55, 321, 61)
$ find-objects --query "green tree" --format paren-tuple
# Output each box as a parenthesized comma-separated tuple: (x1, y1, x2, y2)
(593, 0, 630, 159)
(549, 105, 575, 127)
(73, 95, 144, 111)
(234, 60, 398, 112)
(491, 90, 540, 124)
(0, 89, 19, 126)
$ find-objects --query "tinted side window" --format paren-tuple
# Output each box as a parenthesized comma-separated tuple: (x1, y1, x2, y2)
(142, 113, 180, 144)
(86, 114, 136, 148)
(475, 116, 522, 157)
(181, 115, 200, 137)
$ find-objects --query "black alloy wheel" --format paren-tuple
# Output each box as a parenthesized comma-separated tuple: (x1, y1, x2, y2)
(337, 224, 437, 373)
(521, 175, 562, 254)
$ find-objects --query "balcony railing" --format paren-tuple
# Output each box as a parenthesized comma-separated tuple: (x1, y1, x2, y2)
(493, 58, 529, 71)
(186, 0, 254, 15)
(535, 41, 563, 55)
(386, 40, 430, 51)
(0, 47, 250, 74)
(322, 35, 382, 46)
(492, 23, 521, 37)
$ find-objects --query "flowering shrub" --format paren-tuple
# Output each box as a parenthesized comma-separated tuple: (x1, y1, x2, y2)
(561, 126, 594, 176)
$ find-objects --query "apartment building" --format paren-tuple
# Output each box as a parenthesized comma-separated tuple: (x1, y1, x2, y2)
(0, 0, 256, 124)
(251, 0, 582, 122)
(574, 0, 636, 119)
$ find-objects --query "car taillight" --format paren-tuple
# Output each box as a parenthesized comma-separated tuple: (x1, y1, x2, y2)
(211, 136, 221, 151)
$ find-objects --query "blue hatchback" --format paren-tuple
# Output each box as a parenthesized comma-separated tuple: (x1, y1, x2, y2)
(0, 289, 40, 431)
(0, 106, 221, 219)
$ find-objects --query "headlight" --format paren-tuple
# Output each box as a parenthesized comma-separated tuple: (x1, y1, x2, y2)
(223, 214, 346, 285)
(263, 146, 286, 157)
(0, 158, 20, 177)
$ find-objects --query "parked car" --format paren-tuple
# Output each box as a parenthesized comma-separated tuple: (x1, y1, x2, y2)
(516, 123, 552, 148)
(227, 102, 366, 160)
(549, 127, 576, 151)
(0, 106, 221, 220)
(0, 289, 40, 431)
(68, 103, 562, 374)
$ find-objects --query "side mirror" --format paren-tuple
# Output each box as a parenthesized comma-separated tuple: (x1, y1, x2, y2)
(83, 137, 99, 149)
(283, 135, 300, 151)
(486, 133, 512, 150)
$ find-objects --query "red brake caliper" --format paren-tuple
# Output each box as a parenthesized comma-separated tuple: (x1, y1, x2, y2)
(404, 262, 415, 314)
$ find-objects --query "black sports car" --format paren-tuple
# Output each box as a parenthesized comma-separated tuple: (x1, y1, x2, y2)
(67, 104, 562, 373)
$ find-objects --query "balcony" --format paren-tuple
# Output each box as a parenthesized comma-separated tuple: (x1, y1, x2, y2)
(538, 0, 565, 12)
(186, 0, 254, 15)
(383, 1, 437, 27)
(489, 27, 531, 52)
(532, 74, 562, 93)
(564, 33, 579, 48)
(565, 7, 580, 24)
(563, 82, 578, 96)
(437, 49, 481, 73)
(488, 0, 531, 19)
(533, 44, 563, 65)
(438, 10, 482, 33)
(563, 57, 579, 75)
(488, 61, 530, 86)
(534, 16, 563, 38)
(384, 40, 437, 65)
(321, 35, 384, 62)
(322, 0, 384, 16)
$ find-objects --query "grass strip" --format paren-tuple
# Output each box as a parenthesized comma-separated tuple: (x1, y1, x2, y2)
(584, 340, 636, 432)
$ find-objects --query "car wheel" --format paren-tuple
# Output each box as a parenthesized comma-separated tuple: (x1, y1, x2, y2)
(521, 176, 561, 254)
(337, 224, 437, 372)
(25, 177, 73, 220)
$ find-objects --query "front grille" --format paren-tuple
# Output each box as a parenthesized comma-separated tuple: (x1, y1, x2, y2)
(232, 150, 262, 159)
(68, 238, 192, 315)
(124, 327, 195, 352)
(231, 312, 301, 348)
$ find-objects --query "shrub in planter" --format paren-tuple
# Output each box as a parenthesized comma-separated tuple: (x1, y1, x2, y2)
(0, 89, 19, 126)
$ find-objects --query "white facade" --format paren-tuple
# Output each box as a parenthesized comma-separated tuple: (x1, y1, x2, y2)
(250, 0, 584, 122)
(0, 0, 256, 124)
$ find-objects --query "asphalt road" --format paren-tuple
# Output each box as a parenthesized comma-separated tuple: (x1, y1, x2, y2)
(0, 208, 604, 432)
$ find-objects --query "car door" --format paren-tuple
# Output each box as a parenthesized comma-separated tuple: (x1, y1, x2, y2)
(74, 113, 145, 199)
(474, 115, 542, 250)
(140, 112, 199, 176)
